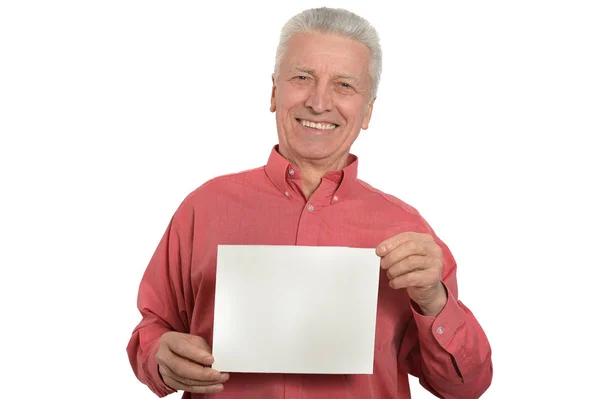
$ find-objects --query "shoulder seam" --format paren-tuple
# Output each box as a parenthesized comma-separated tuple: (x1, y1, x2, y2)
(356, 179, 421, 217)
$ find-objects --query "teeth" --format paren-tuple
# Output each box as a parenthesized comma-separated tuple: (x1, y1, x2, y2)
(300, 120, 336, 130)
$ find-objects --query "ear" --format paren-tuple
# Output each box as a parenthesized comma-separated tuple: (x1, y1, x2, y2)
(270, 74, 276, 113)
(361, 96, 376, 130)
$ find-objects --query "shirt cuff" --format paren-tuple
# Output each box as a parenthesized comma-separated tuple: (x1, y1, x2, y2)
(410, 284, 466, 349)
(146, 338, 177, 397)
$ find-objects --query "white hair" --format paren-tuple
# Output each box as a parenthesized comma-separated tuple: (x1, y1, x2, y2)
(274, 7, 382, 101)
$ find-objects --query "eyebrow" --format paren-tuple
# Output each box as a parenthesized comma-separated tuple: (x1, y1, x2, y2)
(295, 67, 359, 82)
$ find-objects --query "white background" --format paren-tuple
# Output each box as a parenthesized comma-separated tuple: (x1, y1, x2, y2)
(1, 1, 598, 398)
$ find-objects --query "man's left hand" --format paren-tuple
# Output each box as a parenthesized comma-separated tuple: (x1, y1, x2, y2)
(377, 232, 448, 316)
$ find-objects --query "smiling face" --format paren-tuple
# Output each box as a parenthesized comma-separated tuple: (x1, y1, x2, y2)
(271, 32, 375, 168)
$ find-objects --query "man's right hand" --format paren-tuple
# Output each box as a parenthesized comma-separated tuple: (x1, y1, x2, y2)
(156, 332, 229, 394)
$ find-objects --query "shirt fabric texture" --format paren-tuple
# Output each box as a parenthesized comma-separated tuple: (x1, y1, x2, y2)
(127, 146, 493, 399)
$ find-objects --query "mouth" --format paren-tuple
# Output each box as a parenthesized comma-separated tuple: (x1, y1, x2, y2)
(296, 118, 339, 131)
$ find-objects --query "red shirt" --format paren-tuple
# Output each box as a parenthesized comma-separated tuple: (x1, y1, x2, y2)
(127, 146, 492, 399)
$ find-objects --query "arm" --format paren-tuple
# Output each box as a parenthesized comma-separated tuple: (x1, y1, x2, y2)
(126, 217, 190, 397)
(399, 258, 493, 398)
(378, 232, 492, 398)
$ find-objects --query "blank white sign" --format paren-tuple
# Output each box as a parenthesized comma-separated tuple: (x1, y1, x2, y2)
(212, 245, 380, 374)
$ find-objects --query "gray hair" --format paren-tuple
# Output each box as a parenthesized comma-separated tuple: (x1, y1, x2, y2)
(274, 7, 382, 101)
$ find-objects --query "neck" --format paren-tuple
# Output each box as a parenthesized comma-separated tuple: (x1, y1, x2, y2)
(280, 150, 349, 199)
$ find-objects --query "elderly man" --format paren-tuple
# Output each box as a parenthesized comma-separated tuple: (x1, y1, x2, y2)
(127, 7, 492, 399)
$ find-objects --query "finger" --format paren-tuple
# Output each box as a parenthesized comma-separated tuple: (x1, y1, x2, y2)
(160, 350, 223, 382)
(169, 336, 214, 366)
(386, 255, 430, 279)
(160, 363, 230, 387)
(161, 366, 230, 388)
(380, 240, 430, 270)
(162, 374, 225, 395)
(389, 270, 434, 289)
(376, 232, 427, 256)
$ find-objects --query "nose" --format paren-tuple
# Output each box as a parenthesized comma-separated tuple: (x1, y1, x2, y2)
(305, 81, 333, 113)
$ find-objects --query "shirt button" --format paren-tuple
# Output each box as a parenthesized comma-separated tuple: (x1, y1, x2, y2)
(284, 191, 290, 197)
(333, 195, 338, 202)
(307, 204, 314, 212)
(289, 168, 295, 176)
(436, 327, 444, 334)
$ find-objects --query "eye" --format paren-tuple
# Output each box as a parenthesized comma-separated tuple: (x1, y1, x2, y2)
(291, 75, 311, 85)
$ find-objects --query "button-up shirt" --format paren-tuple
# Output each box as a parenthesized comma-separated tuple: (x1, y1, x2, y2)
(127, 146, 492, 399)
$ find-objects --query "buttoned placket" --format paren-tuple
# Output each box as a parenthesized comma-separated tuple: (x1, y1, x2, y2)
(284, 165, 343, 247)
(273, 158, 357, 398)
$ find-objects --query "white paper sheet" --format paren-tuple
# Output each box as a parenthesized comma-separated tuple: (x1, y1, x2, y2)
(212, 245, 380, 374)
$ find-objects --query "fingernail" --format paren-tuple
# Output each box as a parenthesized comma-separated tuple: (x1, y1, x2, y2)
(377, 245, 386, 256)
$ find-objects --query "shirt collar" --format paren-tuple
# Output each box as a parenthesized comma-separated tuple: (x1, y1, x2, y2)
(264, 145, 360, 201)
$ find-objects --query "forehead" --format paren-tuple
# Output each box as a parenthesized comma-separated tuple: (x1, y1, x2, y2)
(282, 32, 371, 78)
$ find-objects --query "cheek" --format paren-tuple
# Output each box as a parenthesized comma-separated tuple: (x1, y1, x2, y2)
(339, 102, 368, 125)
(278, 87, 307, 111)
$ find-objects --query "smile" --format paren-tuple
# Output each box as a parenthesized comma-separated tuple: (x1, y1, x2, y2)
(297, 119, 338, 130)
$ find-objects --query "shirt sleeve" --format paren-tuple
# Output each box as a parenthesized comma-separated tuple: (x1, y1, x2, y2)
(126, 214, 191, 397)
(397, 232, 493, 399)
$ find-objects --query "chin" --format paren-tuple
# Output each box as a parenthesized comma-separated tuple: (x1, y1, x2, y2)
(293, 143, 337, 161)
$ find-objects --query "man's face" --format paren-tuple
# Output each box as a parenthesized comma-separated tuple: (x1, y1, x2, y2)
(271, 32, 375, 164)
